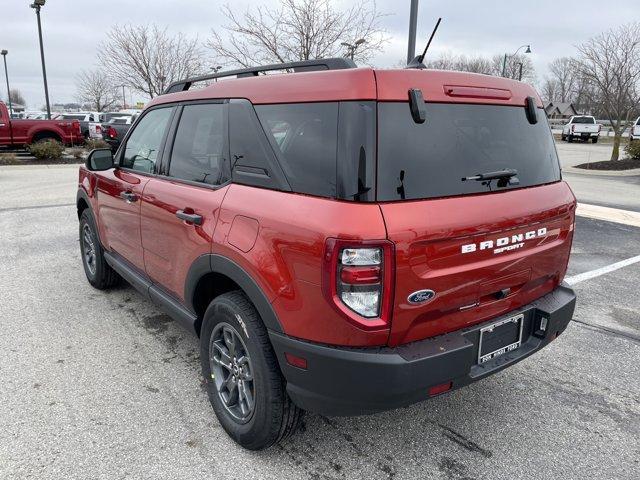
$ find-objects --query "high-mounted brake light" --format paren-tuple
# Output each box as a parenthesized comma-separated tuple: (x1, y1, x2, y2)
(322, 239, 394, 330)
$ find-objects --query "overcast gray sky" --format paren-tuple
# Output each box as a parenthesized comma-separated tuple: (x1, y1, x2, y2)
(1, 0, 636, 109)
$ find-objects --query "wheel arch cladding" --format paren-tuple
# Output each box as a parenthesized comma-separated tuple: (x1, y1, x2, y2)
(186, 254, 283, 336)
(76, 189, 91, 218)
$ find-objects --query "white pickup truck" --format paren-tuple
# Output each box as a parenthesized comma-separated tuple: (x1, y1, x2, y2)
(561, 115, 601, 143)
(630, 117, 640, 142)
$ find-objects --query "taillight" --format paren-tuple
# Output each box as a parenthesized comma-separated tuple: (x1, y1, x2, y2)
(322, 239, 394, 330)
(597, 124, 602, 132)
(107, 126, 118, 139)
(73, 120, 81, 135)
(96, 125, 102, 134)
(571, 125, 575, 133)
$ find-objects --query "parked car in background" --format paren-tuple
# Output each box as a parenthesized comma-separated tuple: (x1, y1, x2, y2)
(54, 112, 101, 139)
(630, 117, 640, 142)
(0, 101, 82, 147)
(87, 112, 135, 140)
(561, 115, 601, 143)
(77, 58, 576, 450)
(101, 115, 137, 152)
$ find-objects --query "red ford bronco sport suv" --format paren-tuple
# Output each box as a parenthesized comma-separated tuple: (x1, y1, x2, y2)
(77, 58, 577, 450)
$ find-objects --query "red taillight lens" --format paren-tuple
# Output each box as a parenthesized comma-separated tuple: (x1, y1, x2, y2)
(597, 124, 602, 132)
(96, 125, 102, 134)
(340, 266, 381, 284)
(571, 124, 575, 133)
(322, 239, 394, 330)
(107, 126, 118, 139)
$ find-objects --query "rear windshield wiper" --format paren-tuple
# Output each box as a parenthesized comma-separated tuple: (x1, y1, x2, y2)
(461, 168, 519, 187)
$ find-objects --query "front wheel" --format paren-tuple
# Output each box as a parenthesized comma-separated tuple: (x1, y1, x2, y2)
(79, 209, 120, 289)
(200, 291, 303, 450)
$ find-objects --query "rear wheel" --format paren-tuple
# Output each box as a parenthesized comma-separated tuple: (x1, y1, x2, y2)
(79, 209, 120, 289)
(200, 291, 303, 450)
(567, 135, 573, 143)
(592, 137, 598, 143)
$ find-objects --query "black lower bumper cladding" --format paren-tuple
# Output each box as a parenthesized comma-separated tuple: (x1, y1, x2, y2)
(270, 283, 576, 416)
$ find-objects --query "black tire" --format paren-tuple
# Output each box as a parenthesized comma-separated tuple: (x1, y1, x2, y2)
(79, 209, 120, 289)
(592, 137, 598, 144)
(561, 134, 566, 141)
(567, 135, 573, 143)
(200, 291, 303, 450)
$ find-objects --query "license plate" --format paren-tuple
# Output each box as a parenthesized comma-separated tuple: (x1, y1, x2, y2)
(478, 314, 524, 364)
(581, 133, 589, 137)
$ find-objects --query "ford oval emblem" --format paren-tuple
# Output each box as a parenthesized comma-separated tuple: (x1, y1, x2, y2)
(407, 289, 436, 305)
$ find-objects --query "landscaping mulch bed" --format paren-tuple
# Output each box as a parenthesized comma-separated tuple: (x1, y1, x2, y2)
(575, 158, 640, 170)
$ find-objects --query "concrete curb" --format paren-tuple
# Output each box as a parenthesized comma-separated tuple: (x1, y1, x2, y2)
(0, 163, 81, 170)
(563, 166, 640, 177)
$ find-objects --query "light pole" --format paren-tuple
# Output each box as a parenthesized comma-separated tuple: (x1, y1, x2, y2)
(407, 0, 419, 64)
(1, 50, 12, 117)
(501, 44, 531, 78)
(211, 66, 222, 82)
(341, 39, 366, 61)
(30, 0, 51, 119)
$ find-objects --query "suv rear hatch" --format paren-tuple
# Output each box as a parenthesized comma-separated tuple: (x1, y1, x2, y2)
(374, 71, 576, 346)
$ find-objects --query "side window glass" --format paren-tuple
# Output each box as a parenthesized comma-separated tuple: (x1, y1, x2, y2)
(168, 103, 229, 185)
(121, 108, 173, 173)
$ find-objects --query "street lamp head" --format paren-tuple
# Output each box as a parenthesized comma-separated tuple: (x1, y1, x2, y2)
(1, 50, 7, 56)
(525, 45, 532, 54)
(355, 38, 367, 46)
(340, 42, 352, 48)
(30, 0, 46, 7)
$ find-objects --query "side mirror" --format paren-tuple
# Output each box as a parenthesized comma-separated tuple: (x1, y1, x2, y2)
(86, 148, 114, 171)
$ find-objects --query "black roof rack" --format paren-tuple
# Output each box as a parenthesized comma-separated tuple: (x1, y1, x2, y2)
(163, 57, 357, 95)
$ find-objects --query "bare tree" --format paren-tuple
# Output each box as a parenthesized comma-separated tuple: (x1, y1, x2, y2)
(548, 57, 576, 103)
(98, 24, 205, 98)
(424, 52, 534, 83)
(490, 54, 536, 83)
(576, 23, 640, 160)
(75, 69, 118, 111)
(206, 0, 388, 67)
(540, 78, 558, 104)
(8, 88, 26, 106)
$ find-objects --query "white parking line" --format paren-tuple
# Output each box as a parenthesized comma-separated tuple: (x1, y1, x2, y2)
(565, 254, 640, 286)
(576, 203, 640, 228)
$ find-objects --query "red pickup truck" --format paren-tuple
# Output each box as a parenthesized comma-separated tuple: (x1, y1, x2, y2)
(0, 101, 83, 147)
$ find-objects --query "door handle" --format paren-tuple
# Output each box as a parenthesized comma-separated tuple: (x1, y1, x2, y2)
(119, 191, 138, 203)
(176, 209, 203, 225)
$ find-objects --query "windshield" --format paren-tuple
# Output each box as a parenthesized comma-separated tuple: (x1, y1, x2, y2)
(572, 116, 595, 124)
(377, 102, 561, 201)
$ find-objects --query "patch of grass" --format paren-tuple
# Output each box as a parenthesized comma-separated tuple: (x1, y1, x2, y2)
(68, 147, 85, 160)
(84, 138, 109, 150)
(0, 152, 21, 165)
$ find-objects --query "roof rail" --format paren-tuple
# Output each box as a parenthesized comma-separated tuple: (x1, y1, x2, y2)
(163, 57, 357, 95)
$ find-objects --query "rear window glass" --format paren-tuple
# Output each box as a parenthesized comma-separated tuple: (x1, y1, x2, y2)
(377, 103, 560, 201)
(572, 116, 595, 124)
(256, 103, 338, 198)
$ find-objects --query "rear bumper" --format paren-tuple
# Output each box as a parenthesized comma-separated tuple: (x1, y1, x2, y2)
(270, 283, 576, 416)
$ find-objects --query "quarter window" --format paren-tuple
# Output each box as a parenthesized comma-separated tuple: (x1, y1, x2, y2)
(168, 103, 229, 185)
(121, 107, 173, 173)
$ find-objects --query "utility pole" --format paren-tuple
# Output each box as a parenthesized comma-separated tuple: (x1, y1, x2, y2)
(407, 0, 419, 64)
(30, 0, 51, 119)
(122, 85, 126, 109)
(1, 50, 12, 117)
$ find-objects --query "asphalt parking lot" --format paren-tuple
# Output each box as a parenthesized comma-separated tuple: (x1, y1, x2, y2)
(1, 162, 639, 479)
